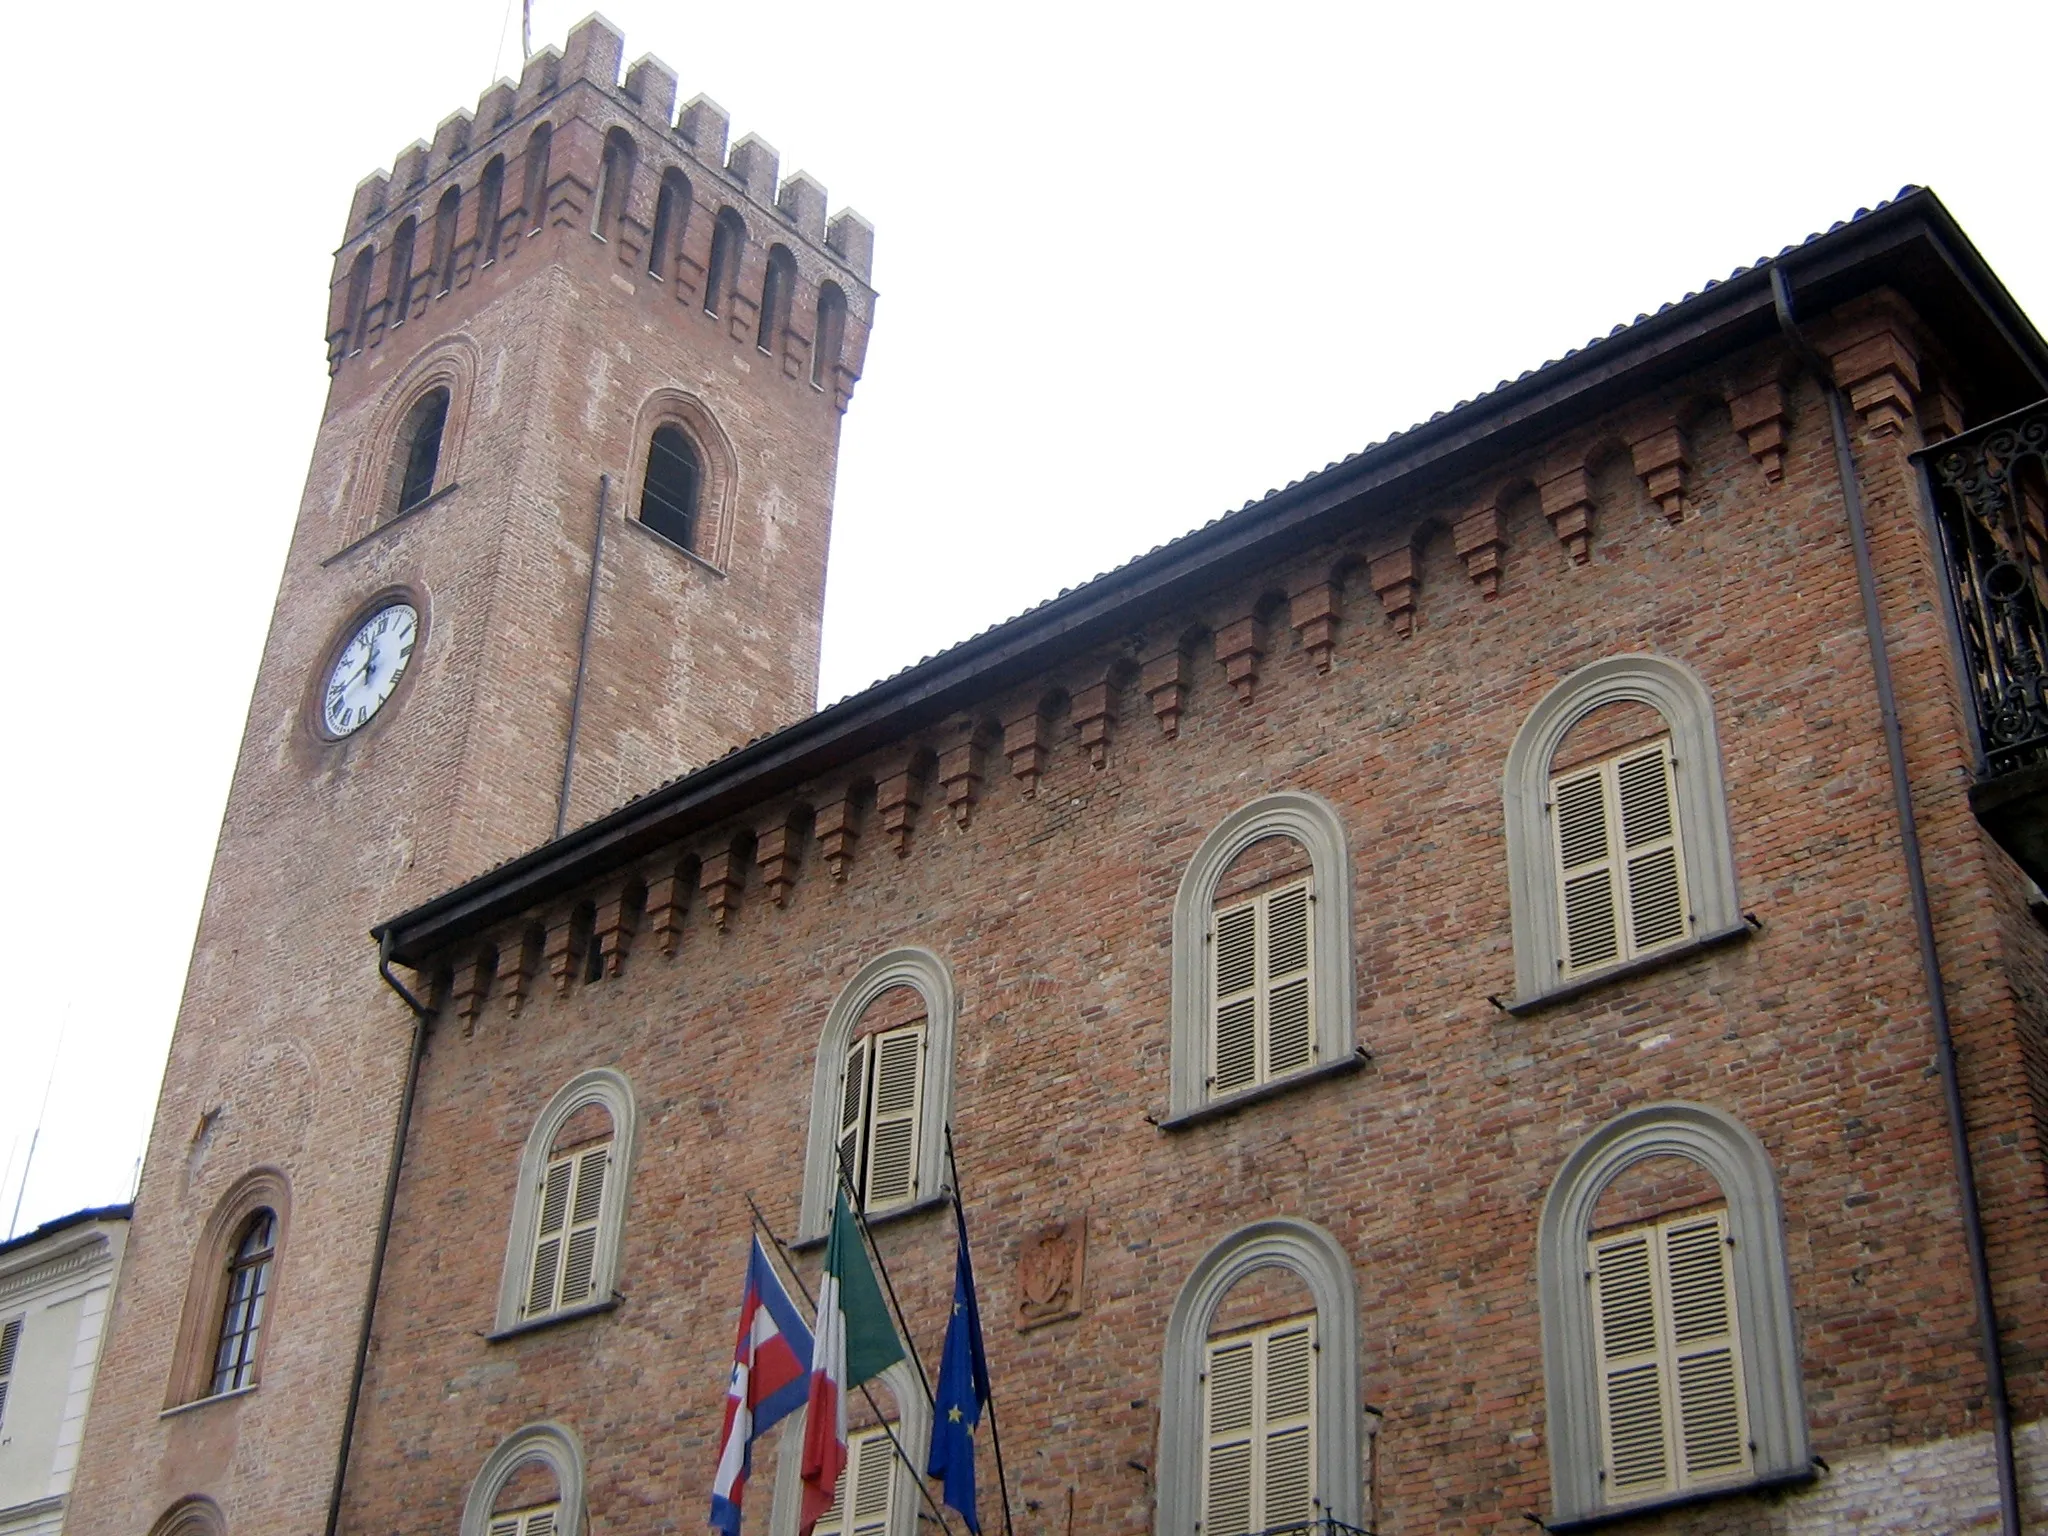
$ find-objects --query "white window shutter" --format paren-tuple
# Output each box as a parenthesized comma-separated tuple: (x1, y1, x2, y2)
(524, 1511, 558, 1536)
(1666, 1214, 1749, 1482)
(1617, 744, 1689, 953)
(1555, 767, 1621, 974)
(1210, 876, 1316, 1098)
(1203, 1317, 1319, 1536)
(838, 1033, 871, 1197)
(1554, 740, 1689, 977)
(0, 1316, 20, 1427)
(1591, 1229, 1673, 1498)
(1212, 902, 1260, 1095)
(1263, 882, 1315, 1078)
(487, 1517, 522, 1536)
(863, 1025, 925, 1211)
(560, 1145, 610, 1306)
(525, 1156, 574, 1317)
(850, 1426, 898, 1536)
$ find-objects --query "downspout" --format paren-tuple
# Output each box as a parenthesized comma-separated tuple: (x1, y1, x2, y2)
(1772, 265, 2020, 1536)
(324, 934, 434, 1536)
(557, 474, 610, 839)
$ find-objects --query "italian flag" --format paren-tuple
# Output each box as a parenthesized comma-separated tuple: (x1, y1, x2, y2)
(799, 1192, 906, 1536)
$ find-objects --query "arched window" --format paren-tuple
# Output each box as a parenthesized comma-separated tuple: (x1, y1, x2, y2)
(592, 127, 636, 240)
(1157, 1220, 1365, 1536)
(1168, 792, 1355, 1120)
(638, 424, 702, 550)
(495, 1070, 636, 1333)
(1503, 654, 1742, 1005)
(1538, 1103, 1808, 1525)
(432, 185, 462, 296)
(522, 123, 553, 235)
(391, 386, 451, 516)
(705, 207, 745, 318)
(770, 1362, 927, 1536)
(166, 1168, 289, 1407)
(209, 1210, 275, 1396)
(812, 281, 847, 389)
(799, 950, 957, 1241)
(386, 216, 417, 328)
(146, 1496, 226, 1536)
(343, 246, 377, 353)
(758, 244, 796, 356)
(477, 154, 506, 265)
(649, 168, 691, 279)
(459, 1423, 587, 1536)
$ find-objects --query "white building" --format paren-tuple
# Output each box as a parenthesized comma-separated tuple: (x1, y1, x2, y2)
(0, 1208, 129, 1536)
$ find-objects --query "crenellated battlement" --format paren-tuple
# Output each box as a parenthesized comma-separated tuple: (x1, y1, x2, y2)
(326, 12, 875, 410)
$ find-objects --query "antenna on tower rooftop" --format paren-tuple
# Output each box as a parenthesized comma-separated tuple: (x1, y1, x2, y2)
(522, 0, 533, 59)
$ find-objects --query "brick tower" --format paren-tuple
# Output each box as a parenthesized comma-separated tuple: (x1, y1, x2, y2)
(64, 17, 873, 1534)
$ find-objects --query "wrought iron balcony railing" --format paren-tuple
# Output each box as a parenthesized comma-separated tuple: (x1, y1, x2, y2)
(1919, 400, 2048, 777)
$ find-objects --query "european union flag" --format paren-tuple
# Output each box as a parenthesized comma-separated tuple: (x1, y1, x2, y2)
(926, 1220, 993, 1532)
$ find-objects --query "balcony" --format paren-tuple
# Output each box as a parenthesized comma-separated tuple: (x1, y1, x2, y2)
(1918, 400, 2048, 887)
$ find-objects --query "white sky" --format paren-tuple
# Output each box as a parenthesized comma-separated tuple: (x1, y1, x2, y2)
(4, 0, 2045, 1236)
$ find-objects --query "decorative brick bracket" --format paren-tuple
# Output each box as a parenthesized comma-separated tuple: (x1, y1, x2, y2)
(1141, 649, 1191, 738)
(1630, 425, 1690, 524)
(592, 885, 636, 976)
(645, 862, 690, 953)
(1540, 466, 1595, 565)
(1214, 616, 1264, 703)
(498, 928, 538, 1018)
(1289, 582, 1342, 672)
(1826, 298, 1922, 439)
(877, 755, 928, 857)
(756, 821, 803, 906)
(700, 849, 744, 931)
(545, 911, 579, 994)
(449, 953, 491, 1037)
(1071, 681, 1120, 769)
(1453, 507, 1506, 598)
(815, 791, 861, 879)
(1004, 704, 1052, 795)
(1367, 542, 1420, 637)
(939, 732, 988, 823)
(1727, 379, 1791, 484)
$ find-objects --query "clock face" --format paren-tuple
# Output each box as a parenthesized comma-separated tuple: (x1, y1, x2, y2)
(321, 602, 419, 737)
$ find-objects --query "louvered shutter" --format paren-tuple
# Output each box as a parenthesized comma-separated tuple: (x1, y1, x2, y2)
(1616, 744, 1688, 954)
(863, 1025, 925, 1211)
(1665, 1214, 1748, 1483)
(1212, 901, 1259, 1095)
(818, 1426, 897, 1536)
(1263, 882, 1314, 1078)
(559, 1144, 610, 1307)
(1554, 740, 1689, 977)
(1590, 1210, 1750, 1505)
(487, 1516, 522, 1536)
(524, 1508, 558, 1536)
(525, 1155, 574, 1317)
(1203, 1317, 1318, 1536)
(0, 1316, 20, 1428)
(838, 1033, 871, 1195)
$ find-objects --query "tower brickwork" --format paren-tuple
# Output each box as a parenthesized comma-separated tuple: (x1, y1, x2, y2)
(64, 16, 872, 1534)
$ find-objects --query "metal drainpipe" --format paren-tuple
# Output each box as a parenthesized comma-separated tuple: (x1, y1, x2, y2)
(1772, 265, 2021, 1535)
(324, 934, 434, 1536)
(557, 474, 610, 839)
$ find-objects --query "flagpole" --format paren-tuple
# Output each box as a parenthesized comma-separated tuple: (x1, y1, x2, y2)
(744, 1198, 961, 1536)
(832, 1146, 941, 1417)
(943, 1127, 1018, 1536)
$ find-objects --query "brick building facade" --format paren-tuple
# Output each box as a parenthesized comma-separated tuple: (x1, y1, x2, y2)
(65, 15, 2048, 1536)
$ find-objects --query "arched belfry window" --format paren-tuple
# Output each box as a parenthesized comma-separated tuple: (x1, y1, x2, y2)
(705, 208, 745, 318)
(386, 216, 417, 328)
(209, 1210, 276, 1396)
(343, 246, 377, 353)
(432, 184, 461, 295)
(592, 127, 636, 240)
(477, 154, 507, 265)
(758, 244, 796, 355)
(1169, 792, 1355, 1119)
(1157, 1220, 1366, 1536)
(800, 949, 957, 1241)
(813, 281, 846, 389)
(1503, 654, 1741, 1004)
(638, 425, 701, 551)
(649, 168, 691, 279)
(522, 123, 553, 234)
(1538, 1103, 1808, 1525)
(392, 387, 451, 516)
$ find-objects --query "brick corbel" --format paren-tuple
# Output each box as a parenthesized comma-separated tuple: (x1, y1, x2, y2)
(1630, 424, 1690, 524)
(1071, 681, 1121, 769)
(1726, 378, 1791, 484)
(877, 756, 928, 857)
(545, 911, 578, 994)
(592, 885, 636, 977)
(1289, 582, 1341, 673)
(1214, 616, 1264, 704)
(1921, 380, 1965, 443)
(498, 929, 538, 1018)
(1141, 649, 1191, 738)
(448, 952, 491, 1037)
(756, 822, 802, 907)
(1540, 466, 1595, 565)
(1003, 704, 1052, 795)
(1367, 544, 1419, 637)
(815, 791, 861, 880)
(700, 849, 744, 931)
(1826, 300, 1922, 439)
(644, 862, 690, 954)
(1453, 506, 1506, 598)
(939, 733, 988, 824)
